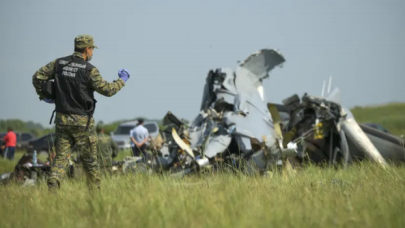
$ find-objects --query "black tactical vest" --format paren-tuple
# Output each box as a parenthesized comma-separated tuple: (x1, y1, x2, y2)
(49, 55, 97, 129)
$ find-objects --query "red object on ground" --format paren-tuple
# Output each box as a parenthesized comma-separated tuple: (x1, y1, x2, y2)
(3, 131, 17, 147)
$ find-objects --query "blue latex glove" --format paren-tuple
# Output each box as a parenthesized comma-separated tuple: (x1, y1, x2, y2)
(118, 69, 130, 82)
(43, 98, 55, 103)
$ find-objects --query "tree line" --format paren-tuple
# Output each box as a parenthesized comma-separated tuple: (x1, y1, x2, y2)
(0, 117, 165, 137)
(0, 119, 54, 137)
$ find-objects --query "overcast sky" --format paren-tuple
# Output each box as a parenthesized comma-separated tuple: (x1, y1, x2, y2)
(1, 0, 404, 127)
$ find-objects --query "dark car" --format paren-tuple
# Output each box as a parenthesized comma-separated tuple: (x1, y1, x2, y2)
(26, 133, 56, 156)
(0, 137, 4, 157)
(364, 123, 390, 134)
(16, 132, 37, 150)
(0, 132, 37, 150)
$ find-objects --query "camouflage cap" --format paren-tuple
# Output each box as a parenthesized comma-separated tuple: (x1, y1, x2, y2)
(74, 34, 98, 49)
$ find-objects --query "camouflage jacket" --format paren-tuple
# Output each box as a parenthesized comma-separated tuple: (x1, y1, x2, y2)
(32, 52, 125, 127)
(96, 133, 119, 163)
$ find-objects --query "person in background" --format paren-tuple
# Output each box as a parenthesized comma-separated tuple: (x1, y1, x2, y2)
(2, 127, 17, 160)
(129, 127, 136, 156)
(96, 123, 119, 176)
(130, 118, 149, 157)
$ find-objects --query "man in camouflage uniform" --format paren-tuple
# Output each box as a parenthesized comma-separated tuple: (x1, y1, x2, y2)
(96, 123, 119, 176)
(32, 34, 131, 192)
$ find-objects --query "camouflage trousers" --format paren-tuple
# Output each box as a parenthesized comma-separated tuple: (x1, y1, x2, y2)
(48, 125, 100, 191)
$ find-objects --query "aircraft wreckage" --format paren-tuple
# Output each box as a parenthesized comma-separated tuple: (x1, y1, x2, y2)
(115, 48, 405, 176)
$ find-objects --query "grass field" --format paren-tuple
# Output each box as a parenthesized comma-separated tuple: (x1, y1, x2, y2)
(0, 103, 405, 228)
(351, 102, 405, 136)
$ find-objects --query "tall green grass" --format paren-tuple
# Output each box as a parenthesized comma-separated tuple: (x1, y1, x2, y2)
(0, 157, 404, 227)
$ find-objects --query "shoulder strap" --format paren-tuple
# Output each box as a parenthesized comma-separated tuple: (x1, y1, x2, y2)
(49, 110, 56, 125)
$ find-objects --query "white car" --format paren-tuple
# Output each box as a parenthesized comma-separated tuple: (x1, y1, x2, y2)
(110, 120, 160, 150)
